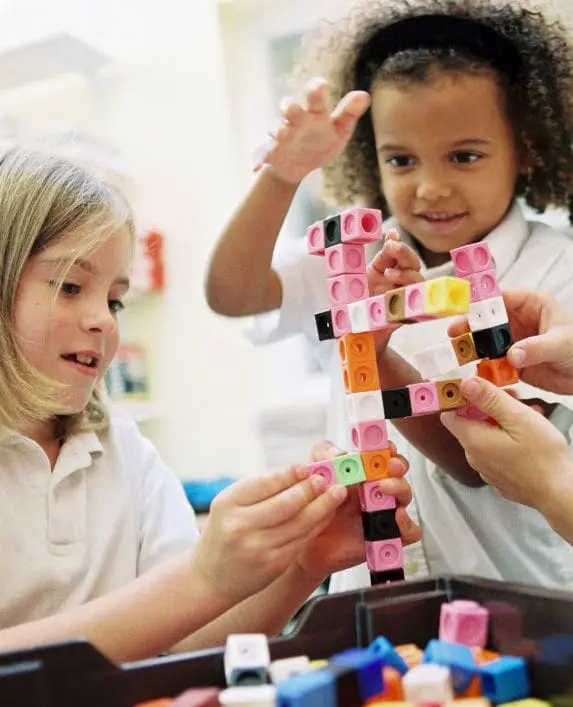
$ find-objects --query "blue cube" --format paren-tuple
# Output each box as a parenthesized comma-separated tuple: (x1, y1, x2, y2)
(423, 639, 477, 694)
(277, 669, 337, 707)
(330, 648, 384, 699)
(479, 656, 531, 704)
(369, 636, 408, 675)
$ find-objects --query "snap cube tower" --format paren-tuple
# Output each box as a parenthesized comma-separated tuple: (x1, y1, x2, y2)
(306, 208, 517, 586)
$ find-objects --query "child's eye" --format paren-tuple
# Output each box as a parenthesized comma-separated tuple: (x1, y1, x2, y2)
(451, 152, 480, 164)
(109, 299, 125, 314)
(49, 281, 81, 295)
(386, 155, 414, 168)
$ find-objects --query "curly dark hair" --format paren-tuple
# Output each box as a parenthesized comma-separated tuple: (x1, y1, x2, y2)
(292, 0, 573, 221)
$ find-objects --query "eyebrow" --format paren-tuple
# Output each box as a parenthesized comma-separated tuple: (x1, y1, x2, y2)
(378, 138, 491, 152)
(38, 257, 131, 289)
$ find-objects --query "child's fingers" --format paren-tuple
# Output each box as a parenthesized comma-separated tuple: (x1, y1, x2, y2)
(224, 465, 309, 507)
(384, 228, 401, 242)
(304, 77, 331, 113)
(384, 267, 425, 287)
(377, 476, 412, 507)
(308, 440, 345, 462)
(387, 453, 410, 477)
(382, 239, 422, 271)
(447, 316, 470, 338)
(395, 507, 422, 546)
(331, 90, 371, 139)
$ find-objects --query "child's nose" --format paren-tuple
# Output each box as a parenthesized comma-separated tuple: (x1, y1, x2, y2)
(415, 169, 452, 201)
(81, 302, 116, 334)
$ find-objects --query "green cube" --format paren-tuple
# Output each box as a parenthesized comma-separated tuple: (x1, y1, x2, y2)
(333, 454, 366, 486)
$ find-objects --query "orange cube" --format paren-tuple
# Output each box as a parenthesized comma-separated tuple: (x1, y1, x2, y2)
(339, 332, 376, 365)
(471, 647, 500, 665)
(437, 378, 466, 410)
(361, 448, 392, 480)
(477, 356, 519, 386)
(343, 359, 380, 393)
(395, 643, 423, 668)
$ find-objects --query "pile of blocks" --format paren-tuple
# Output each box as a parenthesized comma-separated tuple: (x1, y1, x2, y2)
(214, 599, 536, 707)
(306, 208, 518, 586)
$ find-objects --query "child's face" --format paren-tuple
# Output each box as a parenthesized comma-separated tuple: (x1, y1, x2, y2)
(371, 69, 521, 257)
(14, 225, 132, 414)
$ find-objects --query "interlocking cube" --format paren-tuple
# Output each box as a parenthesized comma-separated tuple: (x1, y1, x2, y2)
(333, 453, 366, 486)
(477, 357, 519, 386)
(404, 282, 434, 320)
(314, 310, 335, 341)
(224, 634, 270, 687)
(385, 287, 406, 322)
(397, 643, 424, 669)
(408, 381, 440, 416)
(325, 243, 366, 277)
(327, 273, 369, 306)
(361, 449, 392, 480)
(382, 387, 412, 419)
(466, 269, 501, 302)
(359, 480, 397, 512)
(330, 648, 384, 701)
(451, 242, 494, 276)
(479, 657, 530, 704)
(219, 685, 276, 706)
(343, 360, 380, 393)
(440, 600, 489, 647)
(468, 296, 509, 332)
(362, 508, 400, 541)
(403, 663, 454, 704)
(436, 378, 465, 411)
(338, 332, 376, 365)
(348, 299, 370, 333)
(307, 459, 336, 486)
(350, 418, 388, 451)
(331, 305, 351, 338)
(423, 639, 478, 695)
(269, 656, 311, 685)
(365, 537, 404, 572)
(366, 294, 390, 329)
(346, 391, 385, 423)
(306, 220, 325, 256)
(323, 214, 342, 248)
(451, 331, 480, 366)
(424, 276, 471, 316)
(339, 207, 383, 244)
(276, 670, 336, 707)
(414, 340, 459, 379)
(369, 636, 409, 675)
(473, 323, 513, 359)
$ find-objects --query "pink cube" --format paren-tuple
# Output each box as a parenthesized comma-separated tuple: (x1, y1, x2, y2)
(366, 295, 389, 330)
(403, 282, 426, 319)
(331, 305, 351, 338)
(359, 480, 397, 512)
(464, 274, 480, 303)
(365, 538, 404, 572)
(307, 459, 336, 486)
(325, 243, 366, 277)
(457, 403, 488, 421)
(340, 207, 383, 244)
(439, 600, 489, 647)
(307, 220, 325, 256)
(451, 243, 494, 276)
(328, 274, 369, 306)
(473, 269, 501, 301)
(350, 419, 389, 452)
(408, 382, 440, 416)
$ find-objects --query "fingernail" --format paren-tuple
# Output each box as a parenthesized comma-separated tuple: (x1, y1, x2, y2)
(330, 485, 347, 501)
(295, 465, 310, 479)
(327, 443, 343, 456)
(509, 346, 526, 366)
(461, 378, 481, 397)
(310, 474, 327, 491)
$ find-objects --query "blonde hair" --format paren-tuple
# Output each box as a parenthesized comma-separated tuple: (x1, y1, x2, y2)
(0, 147, 135, 439)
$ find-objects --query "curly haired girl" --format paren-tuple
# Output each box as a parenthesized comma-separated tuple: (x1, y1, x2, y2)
(206, 0, 573, 589)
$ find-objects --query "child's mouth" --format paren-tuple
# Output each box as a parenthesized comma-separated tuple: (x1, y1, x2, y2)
(61, 353, 99, 376)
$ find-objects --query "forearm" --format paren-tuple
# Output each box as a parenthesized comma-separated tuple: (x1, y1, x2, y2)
(0, 551, 233, 664)
(537, 457, 573, 545)
(378, 347, 484, 487)
(172, 564, 324, 654)
(205, 167, 299, 316)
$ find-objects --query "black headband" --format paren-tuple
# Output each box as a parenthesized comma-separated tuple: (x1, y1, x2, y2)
(354, 14, 522, 90)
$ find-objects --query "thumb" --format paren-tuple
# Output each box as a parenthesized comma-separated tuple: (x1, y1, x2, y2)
(508, 327, 573, 370)
(459, 377, 528, 427)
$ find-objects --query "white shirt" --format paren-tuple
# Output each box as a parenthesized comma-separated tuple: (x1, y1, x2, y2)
(0, 417, 198, 628)
(245, 203, 573, 590)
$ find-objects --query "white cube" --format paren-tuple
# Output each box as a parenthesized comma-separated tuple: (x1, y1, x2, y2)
(219, 685, 277, 707)
(467, 296, 508, 332)
(346, 391, 386, 422)
(403, 664, 454, 704)
(269, 656, 311, 684)
(224, 634, 270, 687)
(413, 341, 459, 379)
(348, 299, 370, 333)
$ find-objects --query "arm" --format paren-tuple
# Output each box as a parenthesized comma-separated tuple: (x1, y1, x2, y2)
(204, 78, 370, 317)
(205, 168, 296, 316)
(378, 346, 485, 487)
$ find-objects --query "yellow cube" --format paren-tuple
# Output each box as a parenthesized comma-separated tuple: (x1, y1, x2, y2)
(424, 276, 470, 316)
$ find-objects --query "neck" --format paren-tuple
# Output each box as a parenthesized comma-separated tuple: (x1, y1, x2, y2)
(415, 243, 451, 268)
(20, 419, 62, 469)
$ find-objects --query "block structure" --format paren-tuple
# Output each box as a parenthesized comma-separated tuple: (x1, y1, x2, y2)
(307, 209, 515, 587)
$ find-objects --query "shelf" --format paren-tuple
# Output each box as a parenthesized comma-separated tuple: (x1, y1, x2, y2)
(109, 400, 162, 423)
